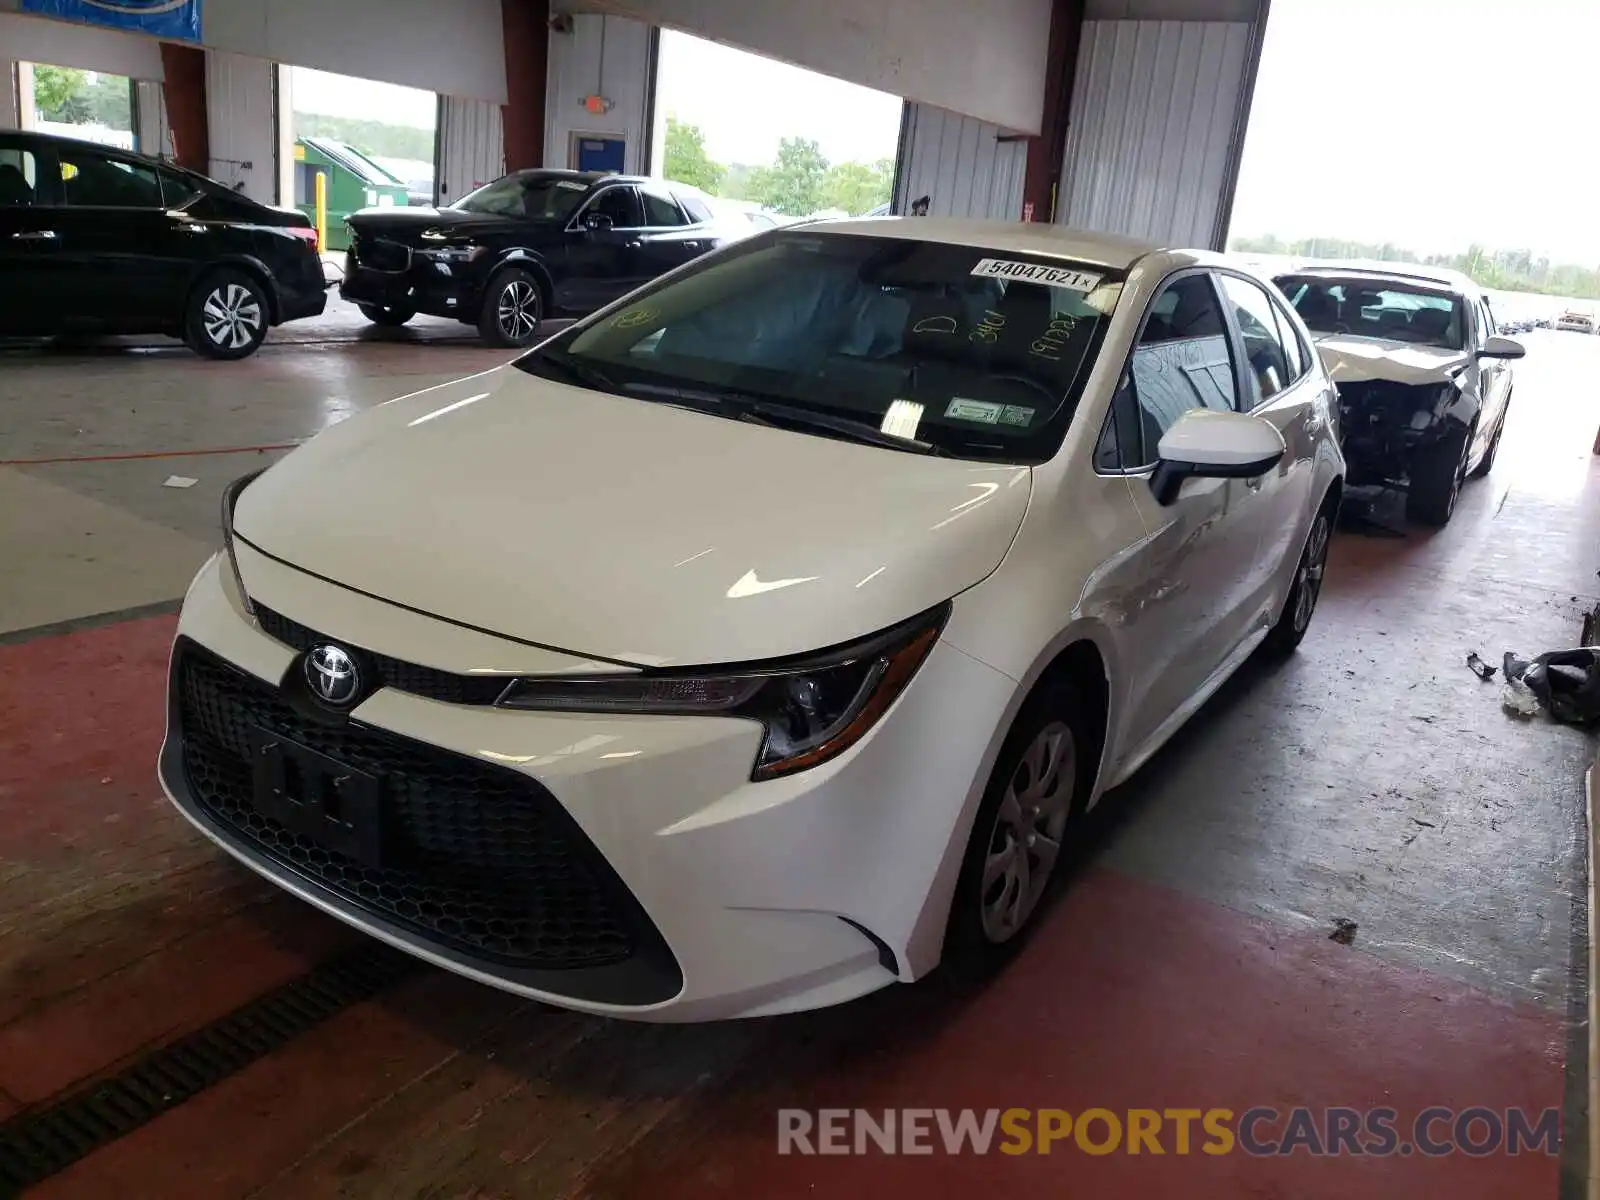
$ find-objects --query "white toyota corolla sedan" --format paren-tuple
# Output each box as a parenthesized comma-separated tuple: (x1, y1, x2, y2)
(160, 219, 1345, 1021)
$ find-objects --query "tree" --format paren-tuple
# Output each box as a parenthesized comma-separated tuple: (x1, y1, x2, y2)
(823, 158, 893, 215)
(662, 117, 724, 193)
(82, 75, 132, 130)
(33, 65, 89, 122)
(294, 113, 435, 162)
(748, 137, 829, 216)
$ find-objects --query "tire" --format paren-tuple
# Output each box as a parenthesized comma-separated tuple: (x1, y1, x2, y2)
(1469, 398, 1509, 479)
(1262, 498, 1334, 657)
(942, 683, 1096, 980)
(357, 303, 415, 327)
(1406, 426, 1471, 527)
(477, 268, 544, 348)
(184, 269, 269, 360)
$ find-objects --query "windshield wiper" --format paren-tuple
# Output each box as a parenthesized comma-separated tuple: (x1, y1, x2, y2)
(622, 383, 943, 455)
(534, 350, 618, 393)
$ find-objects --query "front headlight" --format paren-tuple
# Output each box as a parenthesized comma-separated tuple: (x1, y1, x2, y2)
(221, 469, 265, 616)
(498, 604, 948, 779)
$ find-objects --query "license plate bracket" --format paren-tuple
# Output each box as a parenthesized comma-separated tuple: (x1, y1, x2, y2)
(247, 726, 384, 868)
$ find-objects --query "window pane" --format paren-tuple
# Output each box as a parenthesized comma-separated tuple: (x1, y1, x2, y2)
(641, 188, 686, 227)
(677, 194, 713, 224)
(160, 169, 201, 208)
(1219, 275, 1293, 408)
(59, 152, 163, 208)
(1269, 297, 1306, 381)
(1121, 274, 1239, 463)
(533, 232, 1124, 463)
(591, 186, 640, 226)
(1275, 274, 1464, 350)
(0, 148, 39, 206)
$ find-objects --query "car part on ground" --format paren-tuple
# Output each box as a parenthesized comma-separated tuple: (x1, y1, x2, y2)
(1502, 648, 1600, 725)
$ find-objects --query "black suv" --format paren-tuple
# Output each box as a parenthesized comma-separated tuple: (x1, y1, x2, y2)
(340, 171, 734, 347)
(0, 131, 326, 360)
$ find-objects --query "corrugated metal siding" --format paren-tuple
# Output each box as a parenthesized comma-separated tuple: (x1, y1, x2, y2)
(894, 103, 1026, 220)
(205, 51, 277, 204)
(1057, 19, 1252, 247)
(133, 80, 170, 160)
(435, 96, 503, 206)
(1, 62, 20, 131)
(545, 14, 655, 174)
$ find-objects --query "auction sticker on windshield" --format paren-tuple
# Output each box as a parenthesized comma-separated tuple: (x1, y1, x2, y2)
(971, 259, 1104, 292)
(946, 398, 1036, 427)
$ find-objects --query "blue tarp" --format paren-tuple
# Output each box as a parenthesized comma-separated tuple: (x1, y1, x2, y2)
(20, 0, 202, 43)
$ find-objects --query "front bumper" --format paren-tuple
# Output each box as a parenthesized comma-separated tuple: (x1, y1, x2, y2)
(340, 259, 476, 321)
(158, 553, 1017, 1021)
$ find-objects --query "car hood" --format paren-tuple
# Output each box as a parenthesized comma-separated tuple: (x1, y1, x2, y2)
(346, 206, 558, 243)
(1310, 334, 1472, 387)
(232, 367, 1032, 668)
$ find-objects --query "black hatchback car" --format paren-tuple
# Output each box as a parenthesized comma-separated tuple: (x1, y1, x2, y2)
(0, 131, 326, 360)
(340, 171, 734, 347)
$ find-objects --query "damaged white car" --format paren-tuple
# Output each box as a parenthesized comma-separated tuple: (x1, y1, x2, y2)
(1274, 265, 1523, 526)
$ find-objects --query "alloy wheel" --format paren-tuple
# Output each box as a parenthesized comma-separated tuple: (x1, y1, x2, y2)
(980, 721, 1076, 944)
(202, 283, 263, 350)
(1292, 512, 1331, 633)
(497, 281, 539, 341)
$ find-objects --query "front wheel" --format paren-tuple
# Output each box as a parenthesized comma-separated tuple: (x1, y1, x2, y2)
(1406, 427, 1471, 526)
(477, 268, 544, 348)
(942, 684, 1094, 979)
(184, 270, 269, 360)
(1262, 502, 1333, 657)
(357, 303, 414, 327)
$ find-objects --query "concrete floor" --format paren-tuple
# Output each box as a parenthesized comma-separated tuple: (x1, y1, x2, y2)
(0, 329, 1596, 1197)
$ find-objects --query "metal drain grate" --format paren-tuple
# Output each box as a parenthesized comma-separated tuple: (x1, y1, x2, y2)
(0, 943, 421, 1196)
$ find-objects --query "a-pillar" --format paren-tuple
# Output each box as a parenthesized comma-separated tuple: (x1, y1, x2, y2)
(1022, 0, 1085, 223)
(159, 42, 208, 173)
(501, 0, 550, 171)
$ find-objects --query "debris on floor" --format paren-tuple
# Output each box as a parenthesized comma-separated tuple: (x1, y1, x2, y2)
(1501, 647, 1600, 724)
(1329, 918, 1359, 946)
(1466, 651, 1498, 681)
(161, 475, 199, 489)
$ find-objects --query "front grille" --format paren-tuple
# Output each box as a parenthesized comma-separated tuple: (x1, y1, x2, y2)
(350, 235, 411, 273)
(176, 644, 642, 971)
(254, 605, 510, 706)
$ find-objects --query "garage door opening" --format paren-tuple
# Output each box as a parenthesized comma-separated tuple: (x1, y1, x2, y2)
(285, 66, 437, 251)
(649, 30, 903, 226)
(19, 61, 135, 151)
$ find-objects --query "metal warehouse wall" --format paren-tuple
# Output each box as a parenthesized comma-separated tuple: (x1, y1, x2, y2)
(436, 96, 505, 207)
(582, 0, 1052, 134)
(133, 79, 171, 160)
(205, 51, 277, 203)
(544, 13, 656, 175)
(894, 104, 1026, 221)
(0, 11, 164, 79)
(1056, 15, 1262, 247)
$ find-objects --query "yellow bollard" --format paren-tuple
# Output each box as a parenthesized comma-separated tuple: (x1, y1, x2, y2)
(314, 170, 327, 255)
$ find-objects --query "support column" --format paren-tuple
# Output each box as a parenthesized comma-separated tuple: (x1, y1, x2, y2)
(159, 42, 208, 173)
(1, 62, 19, 132)
(1021, 0, 1084, 223)
(501, 0, 550, 171)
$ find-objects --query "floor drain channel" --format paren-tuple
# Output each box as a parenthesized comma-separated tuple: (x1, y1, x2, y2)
(0, 943, 420, 1196)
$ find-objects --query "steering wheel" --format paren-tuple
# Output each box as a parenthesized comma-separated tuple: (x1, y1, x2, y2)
(985, 374, 1059, 407)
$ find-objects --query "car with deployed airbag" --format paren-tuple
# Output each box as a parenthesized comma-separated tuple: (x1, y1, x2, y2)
(1274, 263, 1524, 525)
(160, 219, 1344, 1021)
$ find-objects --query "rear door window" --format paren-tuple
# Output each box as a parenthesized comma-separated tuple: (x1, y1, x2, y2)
(57, 149, 164, 209)
(640, 187, 687, 227)
(1218, 274, 1294, 409)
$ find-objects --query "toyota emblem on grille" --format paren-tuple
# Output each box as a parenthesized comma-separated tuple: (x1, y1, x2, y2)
(305, 644, 361, 706)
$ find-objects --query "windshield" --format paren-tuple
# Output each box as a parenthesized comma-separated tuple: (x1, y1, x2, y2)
(451, 173, 589, 221)
(1276, 275, 1464, 350)
(514, 231, 1123, 463)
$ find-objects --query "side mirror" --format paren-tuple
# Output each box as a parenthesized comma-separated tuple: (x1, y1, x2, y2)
(1149, 410, 1287, 506)
(1479, 335, 1526, 360)
(583, 210, 614, 232)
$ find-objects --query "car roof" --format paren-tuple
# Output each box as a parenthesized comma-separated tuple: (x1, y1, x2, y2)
(786, 216, 1171, 271)
(1277, 259, 1476, 296)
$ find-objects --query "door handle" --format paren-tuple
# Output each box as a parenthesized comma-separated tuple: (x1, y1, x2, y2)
(625, 239, 642, 250)
(11, 230, 58, 241)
